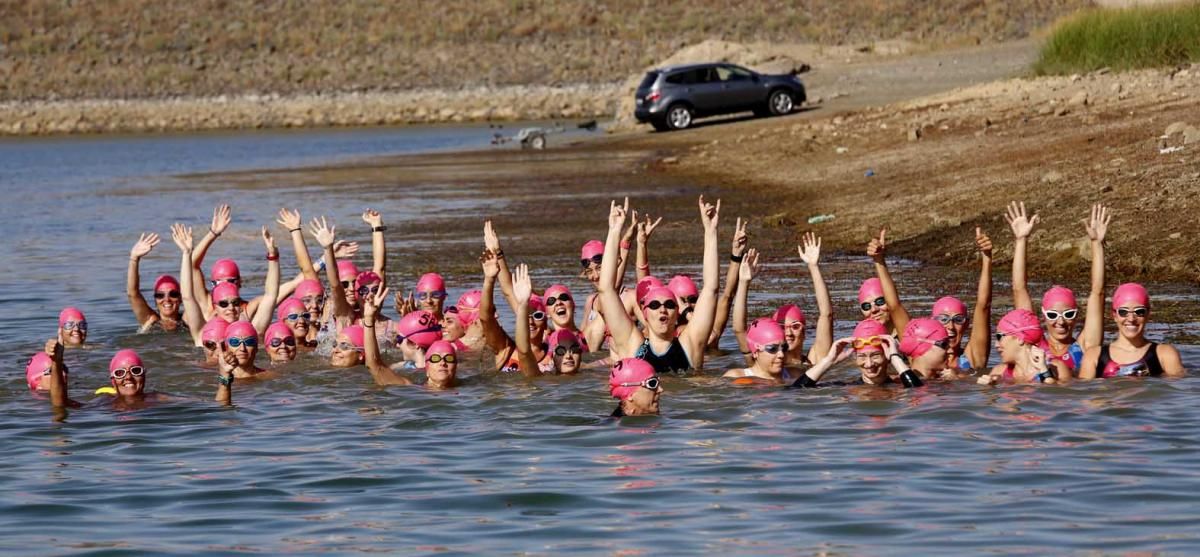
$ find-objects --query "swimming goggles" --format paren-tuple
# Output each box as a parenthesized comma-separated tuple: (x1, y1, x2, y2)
(619, 376, 660, 391)
(935, 314, 967, 325)
(227, 336, 257, 348)
(759, 343, 787, 354)
(783, 322, 804, 331)
(554, 345, 583, 356)
(860, 297, 886, 312)
(681, 295, 698, 304)
(217, 298, 244, 309)
(417, 290, 447, 301)
(356, 285, 380, 299)
(853, 336, 884, 349)
(643, 299, 678, 311)
(285, 312, 311, 322)
(155, 290, 182, 300)
(580, 254, 603, 268)
(545, 293, 572, 305)
(111, 366, 145, 379)
(269, 337, 296, 348)
(1116, 307, 1147, 318)
(918, 338, 950, 350)
(1042, 308, 1078, 321)
(300, 295, 325, 306)
(61, 320, 88, 332)
(210, 277, 239, 288)
(427, 353, 457, 364)
(531, 311, 546, 321)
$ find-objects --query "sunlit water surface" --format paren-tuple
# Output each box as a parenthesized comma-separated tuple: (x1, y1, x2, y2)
(3, 126, 1200, 555)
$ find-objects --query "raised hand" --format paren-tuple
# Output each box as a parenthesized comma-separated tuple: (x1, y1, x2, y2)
(731, 217, 748, 257)
(210, 204, 232, 237)
(362, 209, 383, 229)
(170, 223, 193, 252)
(512, 263, 532, 305)
(394, 290, 416, 316)
(215, 342, 237, 375)
(1005, 201, 1039, 239)
(130, 232, 160, 259)
(277, 208, 302, 232)
(261, 226, 276, 253)
(480, 249, 500, 279)
(363, 286, 389, 321)
(1085, 203, 1111, 243)
(608, 197, 629, 231)
(699, 195, 720, 231)
(1029, 345, 1048, 372)
(798, 231, 821, 265)
(622, 210, 639, 245)
(738, 248, 761, 282)
(975, 227, 993, 257)
(880, 334, 899, 359)
(333, 240, 359, 259)
(483, 220, 501, 252)
(866, 228, 887, 261)
(44, 338, 63, 360)
(829, 337, 854, 363)
(309, 217, 336, 248)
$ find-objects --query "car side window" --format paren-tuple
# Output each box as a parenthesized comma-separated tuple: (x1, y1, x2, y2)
(722, 66, 753, 81)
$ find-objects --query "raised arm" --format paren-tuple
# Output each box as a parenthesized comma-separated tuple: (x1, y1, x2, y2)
(1006, 201, 1039, 312)
(191, 204, 232, 310)
(635, 213, 663, 281)
(511, 264, 542, 377)
(362, 209, 387, 277)
(966, 228, 994, 368)
(614, 211, 637, 293)
(597, 198, 639, 356)
(733, 248, 761, 364)
(478, 249, 516, 354)
(1080, 204, 1110, 350)
(799, 232, 834, 362)
(277, 208, 318, 279)
(309, 217, 354, 321)
(171, 223, 207, 346)
(868, 228, 911, 333)
(251, 227, 281, 335)
(680, 196, 721, 363)
(707, 217, 747, 348)
(127, 232, 160, 326)
(46, 339, 67, 408)
(483, 220, 518, 311)
(214, 342, 236, 405)
(362, 287, 412, 385)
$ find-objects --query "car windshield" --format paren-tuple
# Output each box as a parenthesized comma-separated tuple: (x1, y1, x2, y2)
(637, 72, 659, 90)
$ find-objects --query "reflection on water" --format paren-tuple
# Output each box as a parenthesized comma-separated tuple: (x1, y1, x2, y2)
(3, 129, 1200, 553)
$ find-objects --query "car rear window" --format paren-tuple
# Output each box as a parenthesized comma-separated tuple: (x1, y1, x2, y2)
(664, 69, 705, 85)
(637, 72, 659, 90)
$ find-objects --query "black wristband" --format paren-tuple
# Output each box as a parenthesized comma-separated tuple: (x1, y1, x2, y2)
(288, 227, 301, 233)
(217, 374, 234, 387)
(730, 254, 744, 263)
(1036, 370, 1056, 383)
(899, 370, 924, 388)
(791, 374, 819, 389)
(494, 249, 504, 259)
(372, 226, 387, 232)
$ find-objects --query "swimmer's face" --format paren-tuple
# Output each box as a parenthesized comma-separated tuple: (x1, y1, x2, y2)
(546, 291, 575, 328)
(582, 260, 601, 284)
(442, 313, 466, 341)
(59, 321, 87, 346)
(1113, 304, 1148, 339)
(937, 313, 967, 346)
(425, 351, 457, 386)
(268, 337, 296, 363)
(622, 381, 663, 416)
(994, 333, 1022, 365)
(227, 337, 257, 366)
(860, 297, 890, 326)
(215, 296, 243, 323)
(675, 294, 696, 325)
(912, 345, 948, 378)
(553, 342, 582, 374)
(781, 320, 805, 352)
(330, 333, 362, 368)
(155, 287, 181, 317)
(417, 290, 446, 314)
(754, 344, 786, 375)
(855, 350, 887, 380)
(111, 369, 145, 397)
(1043, 302, 1078, 342)
(528, 312, 547, 340)
(203, 342, 219, 364)
(641, 296, 678, 337)
(300, 294, 325, 317)
(31, 365, 67, 392)
(285, 313, 310, 337)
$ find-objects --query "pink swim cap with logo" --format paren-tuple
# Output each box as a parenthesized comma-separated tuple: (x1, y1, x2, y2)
(1111, 282, 1150, 311)
(26, 352, 54, 390)
(609, 357, 656, 400)
(859, 278, 884, 303)
(635, 276, 664, 304)
(1041, 285, 1078, 310)
(746, 318, 785, 352)
(899, 318, 949, 358)
(211, 258, 241, 282)
(997, 309, 1044, 345)
(59, 307, 86, 327)
(931, 296, 967, 317)
(396, 310, 442, 349)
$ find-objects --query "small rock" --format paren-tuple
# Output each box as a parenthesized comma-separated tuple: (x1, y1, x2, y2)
(762, 212, 796, 228)
(1055, 107, 1070, 117)
(1041, 170, 1064, 184)
(1070, 73, 1081, 82)
(1111, 82, 1123, 94)
(907, 128, 922, 141)
(835, 146, 849, 154)
(1183, 126, 1200, 145)
(1068, 91, 1089, 106)
(939, 103, 949, 111)
(1100, 184, 1114, 194)
(1096, 67, 1111, 75)
(832, 116, 845, 125)
(1165, 121, 1188, 136)
(1170, 232, 1183, 239)
(660, 156, 678, 165)
(982, 117, 992, 127)
(1038, 105, 1053, 116)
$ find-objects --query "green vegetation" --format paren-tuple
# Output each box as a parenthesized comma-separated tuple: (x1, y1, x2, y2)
(1034, 2, 1200, 75)
(0, 0, 1089, 101)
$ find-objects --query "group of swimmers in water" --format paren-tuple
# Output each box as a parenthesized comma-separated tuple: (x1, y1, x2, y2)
(26, 198, 1186, 417)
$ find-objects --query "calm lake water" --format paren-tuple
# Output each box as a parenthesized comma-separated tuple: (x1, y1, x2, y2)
(3, 125, 1200, 555)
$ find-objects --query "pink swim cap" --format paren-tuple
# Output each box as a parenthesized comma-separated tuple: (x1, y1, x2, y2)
(1041, 285, 1078, 310)
(211, 258, 241, 281)
(641, 286, 677, 308)
(581, 240, 604, 260)
(667, 275, 699, 299)
(427, 340, 457, 358)
(26, 352, 54, 389)
(276, 297, 307, 322)
(295, 279, 324, 299)
(58, 307, 85, 327)
(154, 275, 180, 292)
(342, 325, 366, 351)
(746, 318, 785, 352)
(396, 310, 442, 348)
(109, 349, 143, 376)
(353, 271, 382, 300)
(547, 328, 582, 349)
(265, 322, 294, 344)
(773, 304, 806, 325)
(201, 318, 229, 344)
(635, 276, 665, 304)
(544, 284, 572, 302)
(336, 260, 361, 281)
(212, 282, 241, 305)
(853, 319, 889, 353)
(997, 308, 1043, 345)
(609, 357, 656, 400)
(416, 273, 445, 293)
(529, 294, 547, 315)
(457, 290, 482, 311)
(859, 278, 884, 303)
(931, 296, 967, 317)
(1112, 282, 1150, 311)
(899, 318, 949, 358)
(224, 320, 258, 343)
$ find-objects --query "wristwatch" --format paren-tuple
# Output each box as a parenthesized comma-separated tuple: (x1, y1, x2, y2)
(217, 374, 234, 387)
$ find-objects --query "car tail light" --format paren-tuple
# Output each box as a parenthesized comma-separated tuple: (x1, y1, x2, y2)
(646, 91, 661, 103)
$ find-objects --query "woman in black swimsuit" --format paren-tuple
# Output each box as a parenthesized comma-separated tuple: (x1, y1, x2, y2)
(1078, 283, 1185, 378)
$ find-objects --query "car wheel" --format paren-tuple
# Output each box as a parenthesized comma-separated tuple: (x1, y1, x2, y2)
(529, 134, 546, 150)
(768, 90, 795, 116)
(665, 104, 693, 130)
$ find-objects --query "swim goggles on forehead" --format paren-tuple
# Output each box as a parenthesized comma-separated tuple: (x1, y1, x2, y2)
(110, 366, 145, 379)
(61, 320, 87, 332)
(860, 297, 886, 312)
(580, 254, 603, 268)
(1117, 307, 1148, 318)
(618, 376, 660, 390)
(643, 299, 678, 311)
(1042, 308, 1078, 321)
(545, 293, 572, 305)
(935, 314, 967, 325)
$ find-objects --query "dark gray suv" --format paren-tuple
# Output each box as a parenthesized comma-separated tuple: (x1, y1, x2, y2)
(634, 63, 806, 131)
